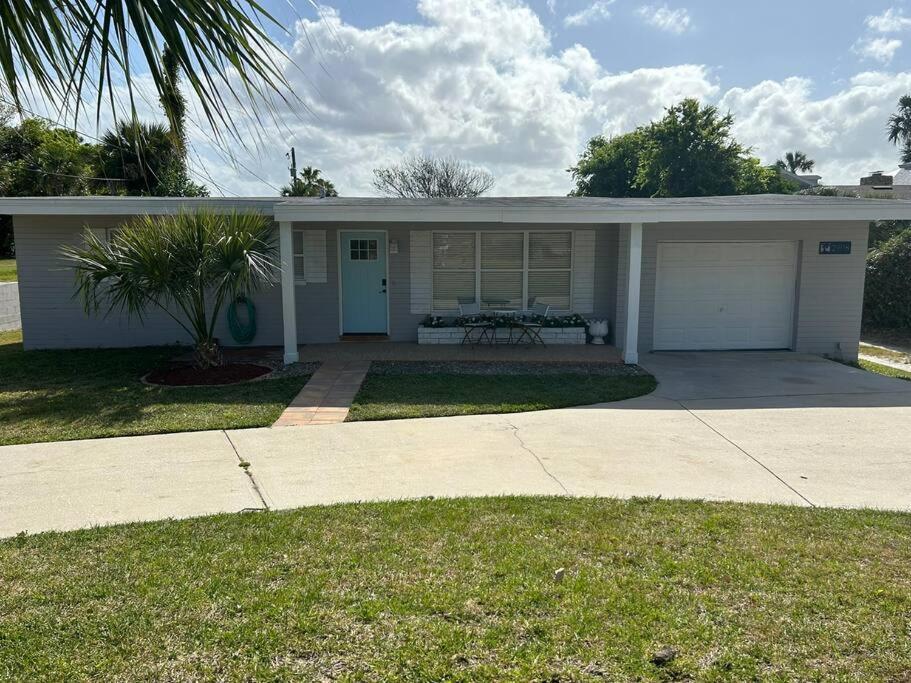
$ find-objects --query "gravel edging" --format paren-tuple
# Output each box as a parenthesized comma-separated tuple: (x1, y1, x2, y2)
(266, 360, 322, 379)
(366, 360, 649, 377)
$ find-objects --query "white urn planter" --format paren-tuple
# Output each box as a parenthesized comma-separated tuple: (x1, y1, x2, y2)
(588, 319, 609, 345)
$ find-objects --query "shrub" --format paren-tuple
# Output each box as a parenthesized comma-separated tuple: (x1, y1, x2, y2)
(864, 227, 911, 330)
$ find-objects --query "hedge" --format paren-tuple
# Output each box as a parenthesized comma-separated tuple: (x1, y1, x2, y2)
(864, 227, 911, 330)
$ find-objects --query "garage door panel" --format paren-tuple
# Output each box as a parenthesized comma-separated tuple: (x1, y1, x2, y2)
(654, 241, 797, 351)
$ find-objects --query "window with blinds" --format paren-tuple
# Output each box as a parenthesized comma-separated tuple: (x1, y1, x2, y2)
(528, 232, 572, 310)
(431, 231, 573, 313)
(292, 230, 306, 283)
(432, 232, 476, 310)
(480, 232, 523, 310)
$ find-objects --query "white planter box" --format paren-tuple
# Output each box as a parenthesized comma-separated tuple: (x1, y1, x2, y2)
(418, 325, 587, 345)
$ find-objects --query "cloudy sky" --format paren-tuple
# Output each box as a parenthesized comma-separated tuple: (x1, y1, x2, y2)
(157, 0, 911, 195)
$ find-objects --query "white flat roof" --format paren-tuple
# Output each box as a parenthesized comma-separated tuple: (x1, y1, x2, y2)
(3, 194, 911, 223)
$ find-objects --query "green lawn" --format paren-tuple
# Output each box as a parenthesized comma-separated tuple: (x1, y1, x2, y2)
(860, 357, 911, 380)
(0, 330, 309, 446)
(1, 497, 910, 681)
(0, 258, 15, 282)
(860, 342, 911, 366)
(348, 372, 657, 421)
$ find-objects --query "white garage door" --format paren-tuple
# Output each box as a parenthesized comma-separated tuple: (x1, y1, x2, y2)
(654, 241, 798, 351)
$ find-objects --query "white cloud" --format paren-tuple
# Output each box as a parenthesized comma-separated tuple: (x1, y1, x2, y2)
(720, 72, 911, 184)
(546, 0, 557, 14)
(636, 4, 692, 34)
(174, 0, 715, 196)
(563, 1, 614, 27)
(852, 36, 902, 64)
(865, 7, 911, 33)
(48, 0, 898, 195)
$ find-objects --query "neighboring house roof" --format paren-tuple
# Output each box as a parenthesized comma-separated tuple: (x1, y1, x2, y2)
(2, 194, 911, 223)
(839, 163, 911, 198)
(777, 169, 821, 189)
(886, 163, 911, 186)
(833, 185, 911, 200)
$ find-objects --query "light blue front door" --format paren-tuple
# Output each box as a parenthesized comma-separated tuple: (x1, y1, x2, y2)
(340, 231, 388, 334)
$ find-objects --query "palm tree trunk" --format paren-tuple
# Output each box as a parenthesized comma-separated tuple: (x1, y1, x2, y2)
(193, 338, 223, 369)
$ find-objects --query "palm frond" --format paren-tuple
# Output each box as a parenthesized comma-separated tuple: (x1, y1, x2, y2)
(60, 209, 279, 351)
(0, 0, 293, 143)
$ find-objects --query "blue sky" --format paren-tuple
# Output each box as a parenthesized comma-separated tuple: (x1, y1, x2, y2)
(129, 0, 911, 195)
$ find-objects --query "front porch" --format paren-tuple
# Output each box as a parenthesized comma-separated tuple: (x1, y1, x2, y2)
(275, 220, 645, 365)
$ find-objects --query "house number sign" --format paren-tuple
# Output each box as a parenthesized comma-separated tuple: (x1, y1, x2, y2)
(819, 241, 851, 255)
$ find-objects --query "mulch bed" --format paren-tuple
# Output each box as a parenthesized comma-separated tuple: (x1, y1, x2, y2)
(145, 363, 273, 386)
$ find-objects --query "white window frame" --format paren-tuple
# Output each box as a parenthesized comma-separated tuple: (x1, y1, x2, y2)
(430, 230, 574, 314)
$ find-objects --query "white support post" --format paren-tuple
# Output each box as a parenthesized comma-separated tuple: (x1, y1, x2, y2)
(279, 221, 299, 365)
(623, 222, 643, 364)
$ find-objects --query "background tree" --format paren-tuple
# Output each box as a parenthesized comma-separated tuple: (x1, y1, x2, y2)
(569, 132, 647, 197)
(280, 166, 338, 197)
(0, 0, 290, 142)
(62, 211, 278, 368)
(0, 118, 99, 197)
(775, 151, 815, 173)
(570, 99, 794, 197)
(0, 112, 101, 256)
(373, 156, 494, 198)
(96, 121, 206, 196)
(887, 95, 911, 164)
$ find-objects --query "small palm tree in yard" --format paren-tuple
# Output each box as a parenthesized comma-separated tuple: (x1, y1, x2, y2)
(62, 211, 278, 369)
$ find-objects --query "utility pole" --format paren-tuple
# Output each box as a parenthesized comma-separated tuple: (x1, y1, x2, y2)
(287, 147, 297, 183)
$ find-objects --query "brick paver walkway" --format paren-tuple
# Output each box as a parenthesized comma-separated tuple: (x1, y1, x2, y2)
(273, 360, 371, 426)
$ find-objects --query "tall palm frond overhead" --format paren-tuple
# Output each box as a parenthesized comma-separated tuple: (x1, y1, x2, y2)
(887, 95, 911, 164)
(0, 0, 291, 141)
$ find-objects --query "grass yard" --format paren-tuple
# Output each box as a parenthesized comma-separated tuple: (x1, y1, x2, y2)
(347, 370, 657, 421)
(0, 330, 310, 446)
(860, 343, 911, 365)
(1, 497, 910, 681)
(860, 357, 911, 380)
(0, 258, 15, 282)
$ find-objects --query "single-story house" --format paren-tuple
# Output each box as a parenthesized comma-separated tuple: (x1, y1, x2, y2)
(2, 194, 911, 365)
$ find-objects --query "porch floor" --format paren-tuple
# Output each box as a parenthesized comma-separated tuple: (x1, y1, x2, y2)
(220, 342, 622, 364)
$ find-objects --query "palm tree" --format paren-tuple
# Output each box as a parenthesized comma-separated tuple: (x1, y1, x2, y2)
(776, 151, 815, 174)
(0, 0, 290, 140)
(96, 121, 206, 196)
(281, 166, 338, 197)
(62, 211, 279, 368)
(887, 95, 911, 164)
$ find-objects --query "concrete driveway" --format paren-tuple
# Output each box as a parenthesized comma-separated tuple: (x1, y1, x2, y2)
(2, 352, 910, 537)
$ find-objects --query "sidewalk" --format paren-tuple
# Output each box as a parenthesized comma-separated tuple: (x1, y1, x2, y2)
(3, 353, 910, 538)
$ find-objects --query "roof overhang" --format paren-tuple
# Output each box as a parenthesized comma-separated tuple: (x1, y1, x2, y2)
(274, 200, 911, 223)
(0, 197, 278, 216)
(3, 195, 911, 223)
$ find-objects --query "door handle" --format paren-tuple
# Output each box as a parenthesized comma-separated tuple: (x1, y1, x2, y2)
(380, 277, 387, 294)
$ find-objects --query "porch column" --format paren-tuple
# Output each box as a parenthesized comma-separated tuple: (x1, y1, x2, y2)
(279, 221, 299, 365)
(623, 222, 643, 365)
